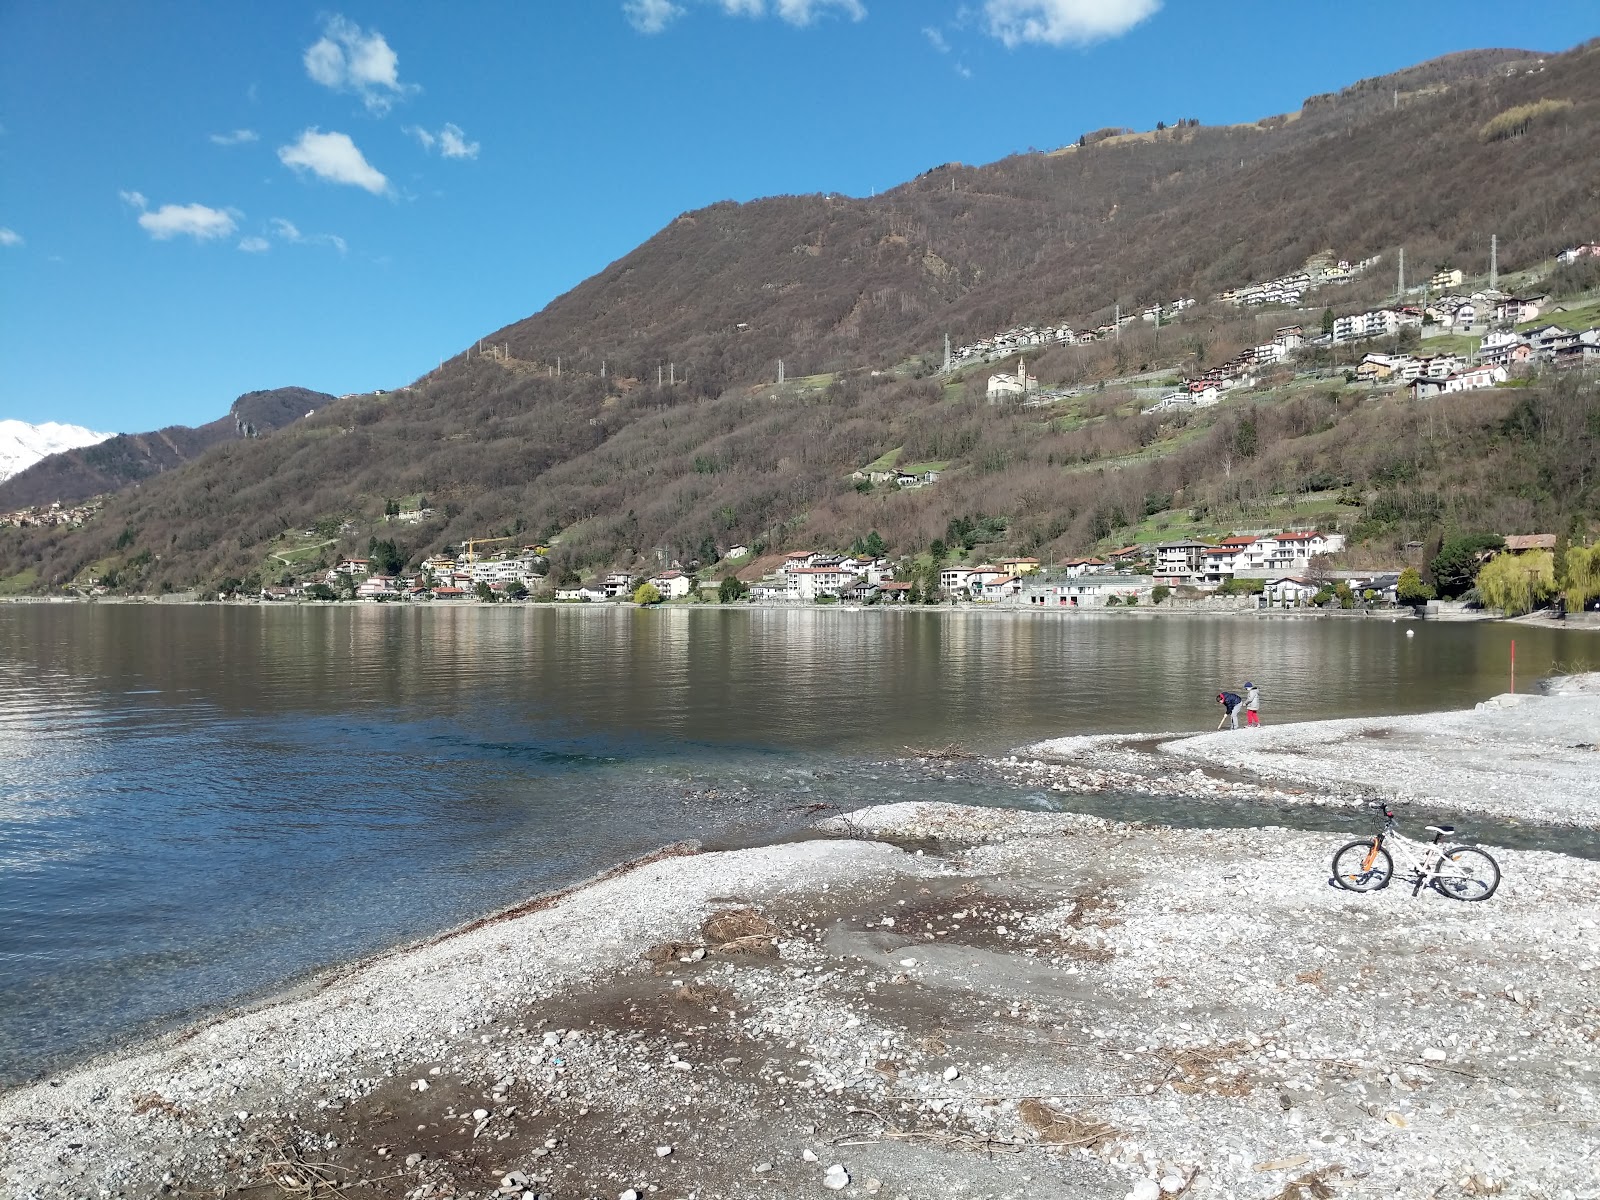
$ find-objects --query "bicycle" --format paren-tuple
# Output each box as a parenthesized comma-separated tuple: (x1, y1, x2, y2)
(1330, 801, 1500, 901)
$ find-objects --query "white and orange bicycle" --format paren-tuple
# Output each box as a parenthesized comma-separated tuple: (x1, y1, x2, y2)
(1331, 801, 1500, 901)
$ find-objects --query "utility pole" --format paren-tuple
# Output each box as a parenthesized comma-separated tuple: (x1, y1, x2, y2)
(1490, 233, 1498, 291)
(601, 359, 606, 380)
(557, 356, 562, 378)
(943, 333, 951, 375)
(658, 365, 663, 387)
(670, 363, 675, 386)
(1397, 247, 1405, 300)
(1114, 302, 1121, 339)
(778, 359, 785, 385)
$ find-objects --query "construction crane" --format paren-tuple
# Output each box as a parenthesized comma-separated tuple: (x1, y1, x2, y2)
(461, 535, 512, 565)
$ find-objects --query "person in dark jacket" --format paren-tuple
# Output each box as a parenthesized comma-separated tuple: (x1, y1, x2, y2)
(1217, 690, 1244, 730)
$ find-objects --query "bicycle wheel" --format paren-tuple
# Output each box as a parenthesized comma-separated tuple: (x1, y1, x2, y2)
(1331, 839, 1392, 892)
(1430, 845, 1500, 901)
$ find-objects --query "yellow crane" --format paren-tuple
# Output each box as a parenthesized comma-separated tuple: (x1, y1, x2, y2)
(461, 535, 512, 564)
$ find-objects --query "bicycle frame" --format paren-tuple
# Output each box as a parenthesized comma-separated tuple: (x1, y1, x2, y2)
(1362, 816, 1454, 895)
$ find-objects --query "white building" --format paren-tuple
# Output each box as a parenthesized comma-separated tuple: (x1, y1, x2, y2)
(786, 566, 855, 601)
(987, 360, 1035, 401)
(650, 569, 693, 599)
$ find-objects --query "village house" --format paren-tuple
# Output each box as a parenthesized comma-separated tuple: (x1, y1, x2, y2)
(1502, 534, 1557, 554)
(1557, 243, 1600, 264)
(1406, 364, 1507, 399)
(998, 557, 1041, 576)
(1263, 576, 1319, 607)
(1429, 267, 1465, 290)
(938, 566, 975, 594)
(1018, 576, 1155, 608)
(602, 572, 634, 599)
(650, 569, 692, 599)
(333, 558, 370, 576)
(786, 565, 855, 601)
(1493, 296, 1546, 325)
(877, 582, 915, 603)
(1154, 540, 1209, 586)
(431, 585, 469, 601)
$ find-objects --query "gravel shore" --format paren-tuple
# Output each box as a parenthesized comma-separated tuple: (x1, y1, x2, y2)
(1026, 679, 1600, 828)
(4, 793, 1597, 1200)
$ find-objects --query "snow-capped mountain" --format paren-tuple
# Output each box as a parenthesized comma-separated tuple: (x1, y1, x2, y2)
(0, 420, 116, 484)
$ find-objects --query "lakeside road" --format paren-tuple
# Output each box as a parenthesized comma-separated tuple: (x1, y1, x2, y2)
(5, 704, 1600, 1196)
(1025, 675, 1600, 828)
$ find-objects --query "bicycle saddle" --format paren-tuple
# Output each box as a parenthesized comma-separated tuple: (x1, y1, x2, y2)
(1425, 825, 1455, 835)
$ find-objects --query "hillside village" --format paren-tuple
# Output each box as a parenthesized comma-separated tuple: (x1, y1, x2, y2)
(984, 243, 1600, 413)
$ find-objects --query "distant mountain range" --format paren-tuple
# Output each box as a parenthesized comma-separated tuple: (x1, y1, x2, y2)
(0, 387, 332, 511)
(0, 421, 114, 486)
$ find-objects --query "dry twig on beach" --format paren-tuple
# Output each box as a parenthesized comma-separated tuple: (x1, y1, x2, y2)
(904, 743, 978, 762)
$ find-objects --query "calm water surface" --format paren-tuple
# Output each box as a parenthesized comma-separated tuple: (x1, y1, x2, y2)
(1, 603, 1593, 1083)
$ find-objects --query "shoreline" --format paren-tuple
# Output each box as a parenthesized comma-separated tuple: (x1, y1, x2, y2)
(13, 592, 1600, 628)
(5, 682, 1600, 1198)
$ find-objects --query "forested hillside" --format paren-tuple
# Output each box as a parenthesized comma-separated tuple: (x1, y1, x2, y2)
(3, 41, 1599, 594)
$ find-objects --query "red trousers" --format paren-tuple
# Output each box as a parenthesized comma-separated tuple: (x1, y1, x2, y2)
(1246, 710, 1260, 727)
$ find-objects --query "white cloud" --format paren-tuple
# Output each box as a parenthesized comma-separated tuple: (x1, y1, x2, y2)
(437, 123, 479, 159)
(408, 122, 480, 159)
(772, 0, 864, 24)
(268, 217, 348, 254)
(209, 128, 259, 146)
(119, 189, 148, 210)
(0, 227, 22, 247)
(625, 0, 683, 32)
(923, 26, 950, 52)
(238, 236, 271, 253)
(278, 128, 389, 194)
(984, 0, 1159, 47)
(136, 203, 239, 241)
(627, 0, 862, 32)
(303, 15, 414, 114)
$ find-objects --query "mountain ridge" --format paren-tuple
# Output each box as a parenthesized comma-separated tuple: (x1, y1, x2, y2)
(2, 42, 1598, 593)
(0, 421, 114, 486)
(0, 387, 333, 511)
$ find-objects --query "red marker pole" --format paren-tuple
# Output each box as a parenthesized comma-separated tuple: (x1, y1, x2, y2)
(1510, 639, 1516, 695)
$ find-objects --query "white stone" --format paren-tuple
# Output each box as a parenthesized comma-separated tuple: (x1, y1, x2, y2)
(803, 1148, 818, 1162)
(1131, 1180, 1162, 1200)
(823, 1164, 850, 1191)
(943, 1066, 960, 1081)
(656, 1145, 673, 1157)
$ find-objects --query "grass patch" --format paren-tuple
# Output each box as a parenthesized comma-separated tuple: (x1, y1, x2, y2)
(1526, 301, 1600, 333)
(864, 446, 903, 470)
(1417, 333, 1481, 356)
(901, 460, 950, 474)
(0, 568, 38, 595)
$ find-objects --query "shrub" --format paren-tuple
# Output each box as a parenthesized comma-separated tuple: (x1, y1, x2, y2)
(1476, 550, 1556, 616)
(1564, 545, 1600, 614)
(633, 582, 663, 605)
(1397, 567, 1435, 605)
(1151, 584, 1171, 605)
(1478, 98, 1572, 143)
(718, 575, 747, 603)
(1430, 534, 1504, 599)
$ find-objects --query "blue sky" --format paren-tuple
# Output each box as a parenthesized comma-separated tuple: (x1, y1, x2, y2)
(1, 1, 1595, 433)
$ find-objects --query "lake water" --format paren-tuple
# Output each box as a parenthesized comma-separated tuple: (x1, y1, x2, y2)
(1, 603, 1593, 1084)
